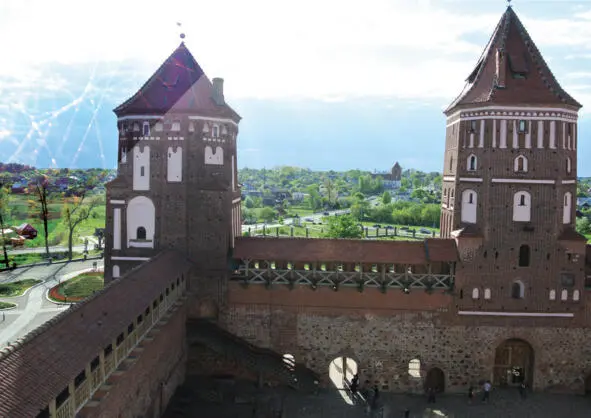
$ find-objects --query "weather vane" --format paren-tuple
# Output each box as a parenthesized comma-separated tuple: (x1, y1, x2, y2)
(177, 22, 186, 40)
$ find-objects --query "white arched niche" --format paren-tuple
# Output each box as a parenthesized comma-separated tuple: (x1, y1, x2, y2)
(127, 196, 156, 248)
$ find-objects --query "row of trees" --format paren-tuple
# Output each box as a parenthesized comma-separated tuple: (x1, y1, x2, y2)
(0, 175, 103, 267)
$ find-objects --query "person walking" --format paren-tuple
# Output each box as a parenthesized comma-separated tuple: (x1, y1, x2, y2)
(427, 387, 436, 403)
(468, 385, 474, 404)
(350, 373, 359, 395)
(519, 382, 527, 399)
(482, 381, 491, 403)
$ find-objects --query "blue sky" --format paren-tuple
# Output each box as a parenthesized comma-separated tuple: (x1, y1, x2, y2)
(0, 0, 590, 173)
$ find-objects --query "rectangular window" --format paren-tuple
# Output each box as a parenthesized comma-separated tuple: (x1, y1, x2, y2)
(518, 120, 527, 133)
(140, 166, 145, 177)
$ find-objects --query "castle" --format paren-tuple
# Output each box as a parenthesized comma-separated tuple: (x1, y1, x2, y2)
(0, 5, 590, 418)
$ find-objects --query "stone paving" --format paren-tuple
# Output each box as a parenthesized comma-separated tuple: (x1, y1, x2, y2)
(0, 260, 104, 348)
(164, 377, 591, 418)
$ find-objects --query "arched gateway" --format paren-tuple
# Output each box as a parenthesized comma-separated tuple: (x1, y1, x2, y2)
(493, 339, 534, 387)
(329, 356, 358, 390)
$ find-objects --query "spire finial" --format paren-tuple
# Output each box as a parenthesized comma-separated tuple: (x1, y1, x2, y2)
(507, 0, 512, 7)
(177, 22, 186, 40)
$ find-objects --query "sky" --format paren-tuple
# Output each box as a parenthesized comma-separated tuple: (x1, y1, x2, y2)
(0, 0, 591, 173)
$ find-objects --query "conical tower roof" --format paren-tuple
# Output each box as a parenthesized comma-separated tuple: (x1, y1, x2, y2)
(445, 6, 581, 114)
(114, 42, 239, 120)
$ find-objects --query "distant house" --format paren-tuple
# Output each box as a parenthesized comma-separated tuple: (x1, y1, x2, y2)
(577, 197, 591, 208)
(11, 182, 26, 194)
(16, 223, 38, 239)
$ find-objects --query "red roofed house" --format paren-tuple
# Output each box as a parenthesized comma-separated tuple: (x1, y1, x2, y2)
(15, 223, 37, 240)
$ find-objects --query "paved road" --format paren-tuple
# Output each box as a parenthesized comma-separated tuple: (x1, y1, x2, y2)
(0, 260, 104, 348)
(7, 245, 87, 255)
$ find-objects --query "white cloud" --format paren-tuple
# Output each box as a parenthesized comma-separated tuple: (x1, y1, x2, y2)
(0, 0, 590, 107)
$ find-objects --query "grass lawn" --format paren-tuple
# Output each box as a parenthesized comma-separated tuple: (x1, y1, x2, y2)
(49, 272, 104, 302)
(6, 194, 105, 249)
(0, 301, 16, 310)
(0, 279, 41, 297)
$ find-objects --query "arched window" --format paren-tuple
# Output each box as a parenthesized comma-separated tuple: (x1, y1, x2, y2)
(461, 189, 477, 223)
(563, 192, 572, 224)
(518, 245, 530, 267)
(137, 226, 147, 240)
(513, 191, 531, 222)
(549, 289, 556, 300)
(408, 359, 421, 378)
(566, 157, 572, 174)
(133, 122, 140, 132)
(142, 122, 150, 136)
(484, 288, 491, 300)
(514, 155, 528, 172)
(561, 289, 568, 301)
(449, 156, 453, 171)
(511, 281, 524, 299)
(472, 288, 479, 299)
(172, 120, 181, 131)
(212, 124, 220, 138)
(112, 265, 120, 278)
(573, 290, 580, 301)
(467, 154, 477, 171)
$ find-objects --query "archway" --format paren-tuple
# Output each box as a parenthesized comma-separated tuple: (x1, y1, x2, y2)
(328, 356, 358, 405)
(493, 339, 534, 387)
(425, 367, 445, 393)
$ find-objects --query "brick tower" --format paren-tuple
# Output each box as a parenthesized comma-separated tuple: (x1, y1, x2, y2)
(440, 6, 586, 318)
(104, 42, 242, 310)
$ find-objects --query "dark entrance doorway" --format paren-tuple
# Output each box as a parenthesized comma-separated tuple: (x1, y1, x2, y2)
(493, 339, 534, 387)
(585, 373, 591, 395)
(424, 367, 445, 393)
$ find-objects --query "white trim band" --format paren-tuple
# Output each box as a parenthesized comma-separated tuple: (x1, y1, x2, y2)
(110, 200, 125, 205)
(188, 115, 239, 127)
(111, 256, 151, 261)
(447, 106, 579, 120)
(232, 198, 242, 204)
(447, 114, 576, 128)
(562, 180, 576, 184)
(443, 176, 455, 182)
(117, 115, 163, 121)
(459, 178, 483, 183)
(491, 178, 555, 184)
(458, 311, 574, 318)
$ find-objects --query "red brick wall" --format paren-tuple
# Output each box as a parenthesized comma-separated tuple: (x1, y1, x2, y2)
(79, 306, 187, 418)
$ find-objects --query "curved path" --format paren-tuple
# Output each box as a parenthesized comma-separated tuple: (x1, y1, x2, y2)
(0, 260, 104, 348)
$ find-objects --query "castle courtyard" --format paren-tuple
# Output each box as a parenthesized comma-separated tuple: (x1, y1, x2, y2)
(164, 376, 591, 418)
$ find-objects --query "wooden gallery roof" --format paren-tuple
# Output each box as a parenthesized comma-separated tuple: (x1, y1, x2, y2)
(233, 237, 459, 265)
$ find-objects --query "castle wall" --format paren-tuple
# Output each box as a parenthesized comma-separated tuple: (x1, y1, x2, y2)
(223, 284, 591, 394)
(79, 306, 187, 418)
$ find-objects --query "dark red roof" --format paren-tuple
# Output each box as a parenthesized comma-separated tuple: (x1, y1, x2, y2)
(0, 251, 192, 418)
(114, 42, 240, 120)
(233, 237, 458, 264)
(445, 6, 581, 113)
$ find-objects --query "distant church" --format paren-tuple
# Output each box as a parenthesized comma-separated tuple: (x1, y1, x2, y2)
(373, 162, 402, 189)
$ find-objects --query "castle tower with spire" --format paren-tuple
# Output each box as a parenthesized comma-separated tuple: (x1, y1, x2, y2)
(104, 43, 242, 310)
(441, 5, 586, 326)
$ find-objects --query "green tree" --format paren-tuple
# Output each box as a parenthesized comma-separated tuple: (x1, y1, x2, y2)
(244, 196, 255, 209)
(323, 214, 363, 239)
(32, 175, 51, 259)
(576, 217, 591, 235)
(0, 183, 11, 267)
(381, 191, 392, 205)
(260, 207, 277, 223)
(62, 194, 103, 260)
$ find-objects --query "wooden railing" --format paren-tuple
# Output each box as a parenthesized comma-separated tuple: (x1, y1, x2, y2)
(51, 276, 187, 417)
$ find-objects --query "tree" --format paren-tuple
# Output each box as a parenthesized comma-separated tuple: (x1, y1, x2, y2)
(244, 196, 255, 209)
(576, 217, 591, 235)
(0, 183, 11, 267)
(260, 207, 276, 223)
(323, 214, 363, 239)
(32, 175, 51, 259)
(62, 194, 103, 260)
(381, 191, 392, 205)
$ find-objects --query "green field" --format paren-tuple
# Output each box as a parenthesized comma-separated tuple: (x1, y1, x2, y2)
(49, 272, 104, 301)
(0, 301, 16, 310)
(4, 194, 105, 249)
(0, 279, 41, 297)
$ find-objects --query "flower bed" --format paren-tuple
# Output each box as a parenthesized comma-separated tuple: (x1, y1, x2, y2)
(49, 272, 104, 303)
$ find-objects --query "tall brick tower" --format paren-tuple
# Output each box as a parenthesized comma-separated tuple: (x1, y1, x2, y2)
(440, 6, 586, 320)
(104, 43, 242, 311)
